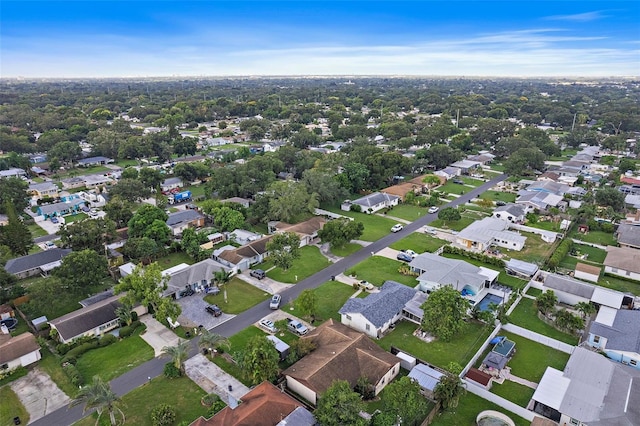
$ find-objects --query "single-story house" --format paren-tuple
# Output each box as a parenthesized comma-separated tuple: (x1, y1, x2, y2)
(574, 263, 601, 283)
(61, 176, 86, 190)
(434, 166, 461, 180)
(262, 141, 287, 152)
(161, 177, 183, 192)
(0, 332, 41, 371)
(456, 217, 527, 252)
(266, 335, 290, 361)
(587, 306, 640, 370)
(339, 281, 418, 339)
(409, 252, 499, 304)
(270, 216, 326, 246)
(5, 248, 72, 279)
(31, 166, 47, 175)
(341, 192, 400, 214)
(166, 210, 205, 236)
(214, 235, 274, 272)
(450, 159, 481, 174)
(0, 168, 26, 178)
(227, 229, 262, 246)
(29, 154, 47, 164)
(380, 181, 423, 201)
(604, 246, 640, 280)
(515, 191, 564, 211)
(407, 363, 444, 398)
(221, 197, 252, 209)
(28, 181, 59, 200)
(49, 295, 123, 344)
(537, 273, 631, 310)
(163, 259, 230, 299)
(467, 153, 495, 165)
(37, 200, 86, 218)
(83, 174, 114, 189)
(283, 319, 400, 405)
(189, 381, 314, 426)
(77, 156, 114, 167)
(615, 223, 640, 250)
(531, 347, 640, 425)
(491, 203, 526, 223)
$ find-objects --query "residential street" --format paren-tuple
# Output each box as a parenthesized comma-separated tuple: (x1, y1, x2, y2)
(30, 174, 506, 426)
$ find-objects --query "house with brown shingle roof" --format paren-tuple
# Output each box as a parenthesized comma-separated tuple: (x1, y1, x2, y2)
(189, 381, 314, 426)
(283, 319, 400, 405)
(0, 332, 41, 371)
(270, 216, 326, 246)
(215, 235, 275, 272)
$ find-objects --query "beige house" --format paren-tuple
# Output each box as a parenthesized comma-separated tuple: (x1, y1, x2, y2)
(0, 332, 41, 371)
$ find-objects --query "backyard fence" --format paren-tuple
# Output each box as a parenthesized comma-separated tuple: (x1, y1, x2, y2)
(501, 323, 574, 354)
(464, 380, 537, 422)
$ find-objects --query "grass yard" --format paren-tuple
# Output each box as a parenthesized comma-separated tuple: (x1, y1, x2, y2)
(429, 216, 476, 232)
(204, 277, 271, 314)
(438, 181, 474, 195)
(389, 233, 448, 253)
(500, 331, 570, 382)
(74, 375, 209, 426)
(378, 320, 493, 370)
(260, 245, 332, 283)
(346, 256, 419, 287)
(479, 190, 517, 203)
(27, 223, 49, 238)
(506, 233, 558, 265)
(525, 219, 562, 232)
(431, 391, 529, 426)
(525, 287, 542, 297)
(184, 184, 206, 198)
(39, 346, 79, 397)
(291, 280, 357, 322)
(507, 298, 579, 345)
(323, 207, 399, 241)
(155, 251, 194, 268)
(570, 230, 617, 247)
(571, 244, 607, 263)
(558, 255, 603, 271)
(491, 380, 536, 407)
(385, 203, 427, 222)
(75, 331, 154, 382)
(330, 242, 362, 257)
(599, 274, 640, 296)
(0, 386, 29, 426)
(63, 213, 88, 223)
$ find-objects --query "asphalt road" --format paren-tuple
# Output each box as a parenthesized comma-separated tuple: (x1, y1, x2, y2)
(31, 173, 506, 426)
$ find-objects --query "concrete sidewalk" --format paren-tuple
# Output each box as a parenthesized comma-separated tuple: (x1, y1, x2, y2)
(184, 354, 250, 404)
(139, 315, 181, 357)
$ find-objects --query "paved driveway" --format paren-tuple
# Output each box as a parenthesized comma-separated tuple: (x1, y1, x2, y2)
(139, 315, 181, 357)
(11, 367, 70, 423)
(184, 354, 250, 404)
(176, 293, 234, 330)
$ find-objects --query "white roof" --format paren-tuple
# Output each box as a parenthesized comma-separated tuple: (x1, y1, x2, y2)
(591, 287, 624, 309)
(594, 305, 618, 327)
(395, 351, 416, 364)
(162, 263, 190, 276)
(119, 262, 136, 276)
(532, 367, 570, 410)
(407, 363, 444, 392)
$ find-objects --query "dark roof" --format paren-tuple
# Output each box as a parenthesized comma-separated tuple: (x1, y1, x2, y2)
(339, 281, 416, 328)
(544, 274, 595, 299)
(78, 156, 112, 164)
(0, 333, 40, 364)
(49, 295, 122, 341)
(589, 309, 640, 353)
(218, 235, 274, 265)
(79, 289, 115, 307)
(5, 248, 72, 275)
(617, 223, 640, 247)
(465, 367, 492, 386)
(166, 210, 204, 227)
(482, 352, 509, 370)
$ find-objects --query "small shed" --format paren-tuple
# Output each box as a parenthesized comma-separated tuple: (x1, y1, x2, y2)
(407, 363, 444, 397)
(32, 316, 48, 330)
(505, 259, 539, 278)
(395, 351, 417, 370)
(465, 367, 493, 390)
(266, 335, 290, 361)
(574, 263, 601, 283)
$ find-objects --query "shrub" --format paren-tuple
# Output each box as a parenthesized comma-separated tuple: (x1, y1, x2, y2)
(63, 341, 99, 363)
(99, 334, 118, 347)
(131, 311, 139, 322)
(0, 366, 28, 386)
(62, 363, 84, 387)
(119, 326, 133, 338)
(57, 343, 70, 355)
(201, 393, 219, 407)
(163, 362, 181, 379)
(547, 238, 573, 269)
(350, 204, 362, 213)
(150, 404, 176, 426)
(206, 399, 226, 418)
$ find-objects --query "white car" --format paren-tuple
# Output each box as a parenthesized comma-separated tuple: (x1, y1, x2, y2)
(428, 206, 439, 214)
(404, 249, 418, 258)
(391, 224, 403, 233)
(258, 319, 277, 333)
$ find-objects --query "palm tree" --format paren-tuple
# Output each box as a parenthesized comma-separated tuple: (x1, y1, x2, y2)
(575, 301, 596, 320)
(214, 270, 233, 304)
(434, 373, 466, 410)
(69, 376, 124, 426)
(198, 330, 230, 355)
(162, 339, 191, 374)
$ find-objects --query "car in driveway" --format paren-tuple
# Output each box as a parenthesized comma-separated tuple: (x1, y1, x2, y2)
(250, 269, 266, 279)
(287, 319, 309, 336)
(205, 304, 222, 317)
(397, 252, 413, 262)
(404, 249, 418, 258)
(269, 294, 281, 309)
(259, 319, 277, 333)
(391, 223, 403, 233)
(358, 280, 375, 291)
(495, 200, 507, 206)
(428, 206, 439, 214)
(452, 179, 464, 184)
(50, 217, 59, 224)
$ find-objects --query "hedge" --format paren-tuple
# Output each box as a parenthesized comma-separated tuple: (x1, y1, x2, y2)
(63, 363, 84, 387)
(547, 238, 573, 269)
(442, 245, 506, 268)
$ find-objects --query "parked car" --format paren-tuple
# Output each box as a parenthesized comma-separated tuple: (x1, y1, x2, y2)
(269, 294, 282, 309)
(287, 319, 309, 336)
(428, 206, 439, 214)
(424, 227, 437, 235)
(391, 223, 403, 233)
(50, 217, 59, 224)
(453, 179, 464, 184)
(206, 286, 220, 295)
(89, 209, 98, 217)
(495, 200, 507, 206)
(206, 304, 222, 317)
(259, 319, 277, 333)
(397, 252, 413, 262)
(358, 280, 375, 291)
(44, 241, 57, 250)
(404, 249, 418, 258)
(250, 269, 266, 280)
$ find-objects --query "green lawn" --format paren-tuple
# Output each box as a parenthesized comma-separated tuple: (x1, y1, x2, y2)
(323, 206, 403, 241)
(74, 375, 209, 426)
(155, 251, 194, 269)
(500, 331, 570, 382)
(64, 213, 88, 223)
(438, 181, 474, 195)
(491, 380, 536, 407)
(330, 242, 363, 257)
(570, 230, 617, 247)
(204, 277, 271, 314)
(346, 256, 419, 287)
(558, 255, 603, 271)
(479, 191, 517, 203)
(290, 280, 357, 322)
(39, 346, 79, 397)
(525, 287, 542, 297)
(114, 159, 139, 168)
(508, 299, 579, 346)
(184, 184, 206, 198)
(431, 391, 529, 426)
(525, 220, 562, 232)
(0, 386, 30, 426)
(461, 176, 486, 187)
(570, 244, 607, 263)
(390, 233, 448, 253)
(378, 320, 493, 370)
(259, 245, 332, 283)
(385, 203, 427, 222)
(429, 216, 476, 232)
(599, 274, 640, 296)
(75, 332, 154, 382)
(506, 232, 559, 265)
(28, 223, 49, 238)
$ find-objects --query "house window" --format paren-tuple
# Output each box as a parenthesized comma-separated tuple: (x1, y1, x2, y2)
(612, 268, 618, 273)
(345, 315, 351, 321)
(631, 359, 638, 366)
(365, 324, 370, 331)
(593, 335, 600, 344)
(570, 419, 579, 425)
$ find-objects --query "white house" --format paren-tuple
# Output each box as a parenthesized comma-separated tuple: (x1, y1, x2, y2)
(604, 246, 640, 281)
(339, 281, 418, 339)
(341, 192, 399, 214)
(587, 306, 640, 370)
(161, 177, 183, 192)
(49, 295, 123, 344)
(0, 332, 41, 371)
(456, 217, 527, 252)
(491, 203, 526, 223)
(434, 166, 461, 180)
(534, 273, 631, 310)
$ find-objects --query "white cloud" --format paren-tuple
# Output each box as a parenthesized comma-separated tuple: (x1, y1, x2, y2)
(544, 11, 608, 22)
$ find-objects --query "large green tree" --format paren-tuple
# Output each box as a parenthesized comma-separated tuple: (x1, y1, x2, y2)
(378, 376, 430, 426)
(127, 205, 168, 239)
(421, 285, 468, 342)
(434, 373, 466, 410)
(103, 196, 134, 228)
(595, 188, 626, 211)
(315, 380, 367, 426)
(58, 218, 117, 252)
(503, 147, 546, 176)
(437, 207, 461, 226)
(0, 177, 28, 214)
(317, 218, 364, 248)
(296, 289, 318, 321)
(266, 232, 301, 271)
(122, 237, 161, 264)
(535, 290, 557, 316)
(236, 335, 280, 385)
(302, 169, 348, 205)
(53, 249, 108, 294)
(0, 202, 32, 255)
(108, 178, 151, 203)
(268, 180, 319, 223)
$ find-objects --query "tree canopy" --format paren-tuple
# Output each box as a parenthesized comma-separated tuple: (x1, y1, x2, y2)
(315, 380, 367, 426)
(317, 218, 364, 248)
(421, 285, 468, 341)
(266, 232, 301, 271)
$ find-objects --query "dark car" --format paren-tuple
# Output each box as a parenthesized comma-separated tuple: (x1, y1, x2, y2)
(206, 305, 222, 317)
(495, 200, 507, 206)
(452, 179, 464, 184)
(250, 269, 266, 280)
(397, 252, 413, 262)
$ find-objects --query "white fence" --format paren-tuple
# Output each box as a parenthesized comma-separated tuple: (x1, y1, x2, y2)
(464, 381, 537, 422)
(501, 323, 574, 354)
(460, 324, 502, 377)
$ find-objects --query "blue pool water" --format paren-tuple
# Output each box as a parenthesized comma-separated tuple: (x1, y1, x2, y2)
(476, 293, 503, 312)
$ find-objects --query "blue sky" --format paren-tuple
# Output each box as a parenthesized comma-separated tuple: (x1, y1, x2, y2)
(2, 1, 639, 78)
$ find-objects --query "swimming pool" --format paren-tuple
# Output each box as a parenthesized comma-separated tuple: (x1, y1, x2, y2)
(476, 293, 503, 312)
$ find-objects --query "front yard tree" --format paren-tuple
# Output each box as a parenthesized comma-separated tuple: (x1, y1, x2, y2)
(108, 178, 151, 203)
(434, 373, 466, 410)
(115, 263, 181, 323)
(535, 290, 557, 316)
(317, 218, 364, 248)
(127, 205, 168, 239)
(161, 339, 190, 375)
(199, 330, 230, 354)
(315, 380, 366, 426)
(236, 335, 280, 385)
(69, 376, 124, 426)
(53, 249, 108, 294)
(437, 207, 461, 227)
(296, 289, 318, 321)
(422, 174, 441, 194)
(421, 285, 467, 342)
(58, 218, 117, 252)
(266, 232, 301, 271)
(379, 376, 431, 426)
(268, 180, 319, 223)
(0, 201, 32, 255)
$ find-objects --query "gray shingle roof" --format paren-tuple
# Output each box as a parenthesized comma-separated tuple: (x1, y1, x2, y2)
(544, 274, 595, 299)
(494, 203, 525, 217)
(616, 223, 640, 247)
(162, 177, 182, 186)
(339, 281, 416, 328)
(166, 210, 204, 227)
(409, 252, 494, 292)
(164, 258, 228, 296)
(49, 295, 121, 341)
(5, 248, 72, 275)
(589, 309, 640, 353)
(353, 192, 399, 208)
